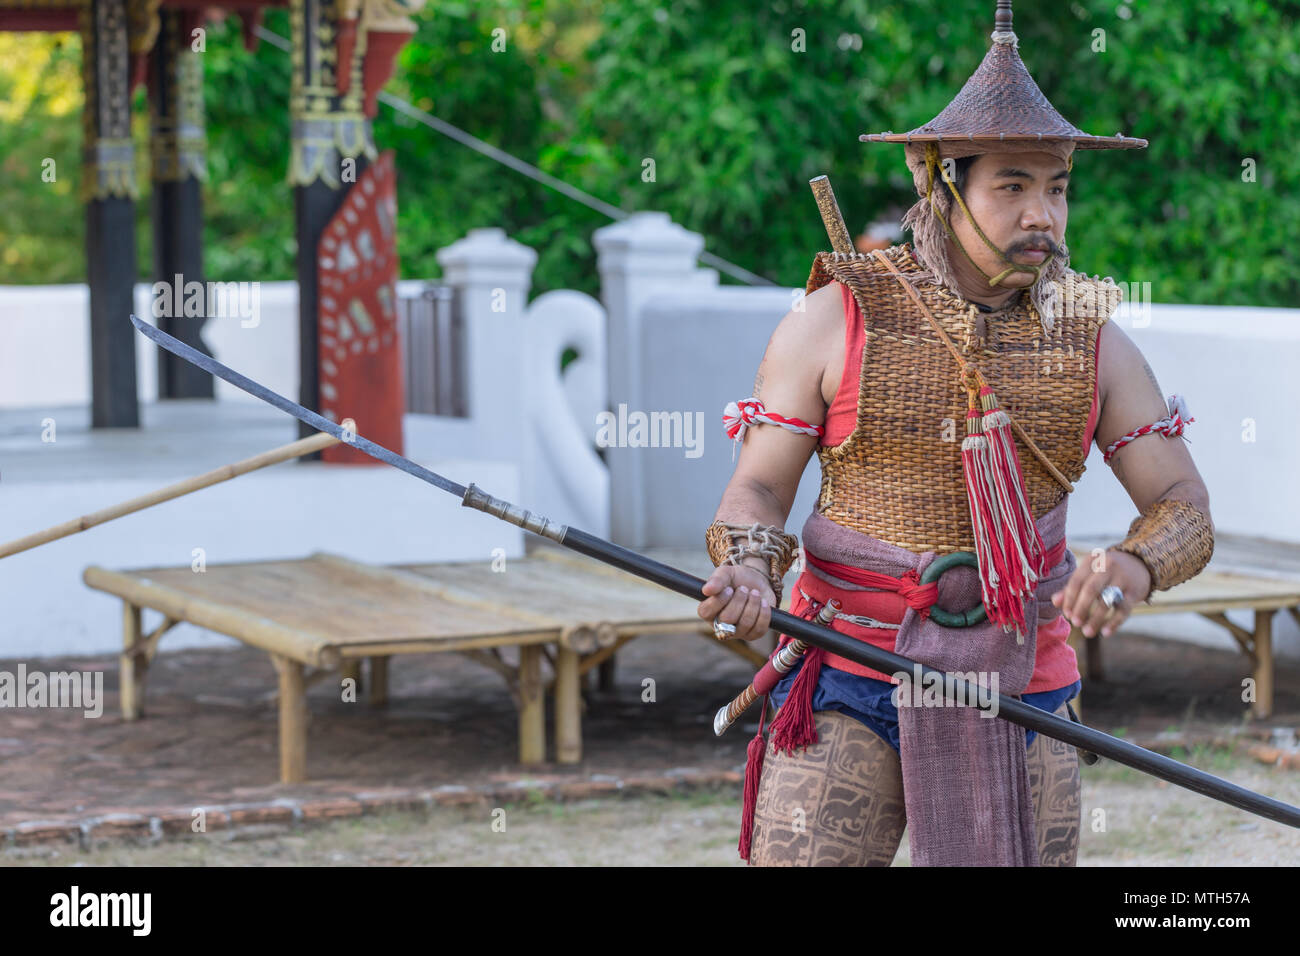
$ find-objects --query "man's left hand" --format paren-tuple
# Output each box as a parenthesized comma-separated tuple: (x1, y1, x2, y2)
(1051, 548, 1152, 639)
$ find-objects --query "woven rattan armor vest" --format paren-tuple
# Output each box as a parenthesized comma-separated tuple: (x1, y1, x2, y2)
(806, 242, 1122, 554)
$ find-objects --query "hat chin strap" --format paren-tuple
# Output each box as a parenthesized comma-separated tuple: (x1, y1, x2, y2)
(924, 143, 1071, 290)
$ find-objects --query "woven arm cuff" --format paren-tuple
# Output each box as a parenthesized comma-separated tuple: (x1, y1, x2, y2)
(705, 520, 800, 604)
(1112, 498, 1214, 597)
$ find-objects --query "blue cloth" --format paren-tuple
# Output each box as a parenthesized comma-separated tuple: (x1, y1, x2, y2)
(769, 657, 1081, 755)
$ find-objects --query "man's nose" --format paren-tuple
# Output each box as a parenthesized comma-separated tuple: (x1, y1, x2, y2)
(1020, 197, 1055, 233)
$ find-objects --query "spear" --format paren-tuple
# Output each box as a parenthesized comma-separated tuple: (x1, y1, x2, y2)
(127, 314, 1300, 830)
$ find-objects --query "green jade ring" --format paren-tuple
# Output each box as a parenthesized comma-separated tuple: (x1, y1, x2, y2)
(919, 551, 987, 628)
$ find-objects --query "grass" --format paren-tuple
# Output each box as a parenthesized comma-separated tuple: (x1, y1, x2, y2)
(5, 748, 1295, 866)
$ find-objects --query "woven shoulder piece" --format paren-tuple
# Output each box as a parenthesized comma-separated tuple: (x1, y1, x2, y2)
(804, 246, 902, 298)
(1113, 498, 1214, 596)
(1054, 269, 1124, 322)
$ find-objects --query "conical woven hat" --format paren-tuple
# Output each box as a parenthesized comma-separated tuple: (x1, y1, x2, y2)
(861, 1, 1147, 151)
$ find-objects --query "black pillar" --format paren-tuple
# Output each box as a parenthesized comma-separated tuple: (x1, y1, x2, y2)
(82, 0, 139, 428)
(150, 9, 213, 399)
(294, 179, 351, 439)
(289, 0, 375, 444)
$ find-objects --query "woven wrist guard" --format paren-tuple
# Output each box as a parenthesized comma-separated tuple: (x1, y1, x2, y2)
(1112, 499, 1214, 597)
(705, 520, 799, 604)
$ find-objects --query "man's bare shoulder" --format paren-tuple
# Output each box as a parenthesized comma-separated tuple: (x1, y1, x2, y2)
(772, 280, 844, 346)
(1098, 320, 1145, 392)
(1096, 320, 1168, 428)
(755, 281, 847, 407)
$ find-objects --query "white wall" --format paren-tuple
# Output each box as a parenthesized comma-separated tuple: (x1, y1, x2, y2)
(0, 283, 297, 408)
(1070, 302, 1300, 541)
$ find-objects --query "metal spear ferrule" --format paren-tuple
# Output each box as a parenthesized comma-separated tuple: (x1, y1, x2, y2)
(461, 483, 568, 543)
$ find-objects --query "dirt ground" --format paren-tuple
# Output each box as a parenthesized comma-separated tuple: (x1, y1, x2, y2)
(6, 748, 1298, 866)
(0, 625, 1297, 865)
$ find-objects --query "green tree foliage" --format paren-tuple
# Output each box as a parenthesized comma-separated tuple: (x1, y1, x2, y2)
(200, 11, 295, 282)
(0, 32, 90, 283)
(375, 1, 611, 294)
(0, 0, 1296, 306)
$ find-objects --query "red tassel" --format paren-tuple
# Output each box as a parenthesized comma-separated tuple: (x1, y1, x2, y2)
(956, 408, 1024, 639)
(978, 386, 1047, 639)
(957, 385, 1050, 642)
(962, 409, 1014, 623)
(980, 388, 1048, 581)
(737, 696, 769, 862)
(769, 645, 826, 755)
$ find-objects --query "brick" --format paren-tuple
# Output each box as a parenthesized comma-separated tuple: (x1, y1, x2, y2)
(226, 804, 295, 827)
(556, 780, 623, 800)
(157, 807, 231, 836)
(683, 770, 742, 789)
(355, 790, 430, 814)
(430, 788, 484, 808)
(298, 798, 364, 822)
(1248, 744, 1283, 766)
(12, 821, 80, 847)
(81, 814, 152, 845)
(620, 775, 680, 796)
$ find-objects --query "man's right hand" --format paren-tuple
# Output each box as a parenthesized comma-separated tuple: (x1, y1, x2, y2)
(698, 563, 776, 642)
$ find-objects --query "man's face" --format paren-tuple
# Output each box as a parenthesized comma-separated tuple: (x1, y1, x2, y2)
(948, 150, 1069, 289)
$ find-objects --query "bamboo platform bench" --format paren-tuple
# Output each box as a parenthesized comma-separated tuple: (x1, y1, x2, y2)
(1067, 534, 1300, 720)
(82, 546, 761, 783)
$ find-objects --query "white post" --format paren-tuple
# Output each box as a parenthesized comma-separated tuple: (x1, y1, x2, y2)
(437, 228, 538, 462)
(593, 212, 718, 547)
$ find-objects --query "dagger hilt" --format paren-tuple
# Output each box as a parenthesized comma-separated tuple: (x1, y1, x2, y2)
(713, 598, 841, 737)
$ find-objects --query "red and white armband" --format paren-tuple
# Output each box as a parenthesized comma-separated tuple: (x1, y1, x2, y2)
(1103, 394, 1194, 465)
(722, 397, 824, 461)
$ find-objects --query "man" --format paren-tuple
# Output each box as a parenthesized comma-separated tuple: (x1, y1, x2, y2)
(698, 1, 1214, 866)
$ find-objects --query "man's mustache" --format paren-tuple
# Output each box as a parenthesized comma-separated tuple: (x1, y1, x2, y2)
(1005, 237, 1062, 257)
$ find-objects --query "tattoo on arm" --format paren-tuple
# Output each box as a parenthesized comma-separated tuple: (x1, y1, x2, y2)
(1109, 452, 1128, 489)
(1140, 361, 1163, 403)
(753, 369, 765, 399)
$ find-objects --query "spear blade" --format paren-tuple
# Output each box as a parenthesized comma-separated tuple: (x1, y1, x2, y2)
(128, 314, 464, 497)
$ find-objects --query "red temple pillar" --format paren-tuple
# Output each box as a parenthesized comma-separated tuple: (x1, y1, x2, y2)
(289, 0, 421, 461)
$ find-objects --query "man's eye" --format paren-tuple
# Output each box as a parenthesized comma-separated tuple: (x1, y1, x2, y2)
(1002, 183, 1021, 191)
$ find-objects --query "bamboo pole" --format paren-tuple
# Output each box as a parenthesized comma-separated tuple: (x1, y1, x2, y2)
(273, 655, 309, 784)
(0, 430, 340, 560)
(554, 646, 581, 764)
(810, 175, 856, 254)
(517, 645, 546, 765)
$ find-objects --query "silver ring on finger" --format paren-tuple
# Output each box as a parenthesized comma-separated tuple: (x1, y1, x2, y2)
(712, 616, 737, 640)
(1100, 585, 1124, 609)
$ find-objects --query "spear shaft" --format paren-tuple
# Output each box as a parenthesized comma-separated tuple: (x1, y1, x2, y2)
(127, 314, 1300, 830)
